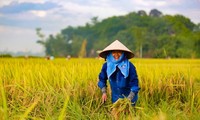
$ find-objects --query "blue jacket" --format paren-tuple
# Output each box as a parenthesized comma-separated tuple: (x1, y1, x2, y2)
(98, 62, 140, 103)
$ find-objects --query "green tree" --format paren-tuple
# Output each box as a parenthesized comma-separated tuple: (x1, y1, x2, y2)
(36, 28, 46, 46)
(132, 27, 147, 58)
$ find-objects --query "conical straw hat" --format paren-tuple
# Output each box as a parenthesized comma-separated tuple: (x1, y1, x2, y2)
(99, 40, 134, 59)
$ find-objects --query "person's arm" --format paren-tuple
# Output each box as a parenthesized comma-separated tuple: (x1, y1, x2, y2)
(128, 62, 140, 100)
(98, 63, 108, 89)
(97, 63, 108, 102)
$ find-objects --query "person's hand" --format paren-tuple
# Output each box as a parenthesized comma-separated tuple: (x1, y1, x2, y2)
(127, 91, 135, 101)
(102, 93, 107, 103)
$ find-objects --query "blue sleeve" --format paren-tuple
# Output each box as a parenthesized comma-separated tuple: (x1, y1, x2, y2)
(129, 62, 140, 93)
(98, 63, 108, 89)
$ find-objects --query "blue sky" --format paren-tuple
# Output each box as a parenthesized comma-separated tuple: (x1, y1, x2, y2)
(0, 0, 200, 54)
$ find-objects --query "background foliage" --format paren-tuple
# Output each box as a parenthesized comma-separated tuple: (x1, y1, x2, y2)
(36, 9, 200, 58)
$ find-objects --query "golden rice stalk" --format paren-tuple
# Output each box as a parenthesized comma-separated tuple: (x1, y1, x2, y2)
(110, 98, 135, 119)
(20, 97, 40, 120)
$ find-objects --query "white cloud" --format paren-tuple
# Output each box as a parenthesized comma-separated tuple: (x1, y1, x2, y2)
(132, 0, 167, 7)
(30, 10, 47, 17)
(59, 1, 126, 20)
(0, 0, 19, 7)
(17, 0, 46, 4)
(154, 1, 167, 6)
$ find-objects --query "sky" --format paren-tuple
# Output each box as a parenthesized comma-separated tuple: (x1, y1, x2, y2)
(0, 0, 200, 55)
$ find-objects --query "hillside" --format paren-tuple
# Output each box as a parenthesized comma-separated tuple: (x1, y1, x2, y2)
(37, 9, 200, 58)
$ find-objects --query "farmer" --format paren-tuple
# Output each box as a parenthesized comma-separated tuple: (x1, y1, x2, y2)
(98, 40, 140, 105)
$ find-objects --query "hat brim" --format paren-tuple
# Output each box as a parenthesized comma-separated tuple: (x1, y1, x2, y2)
(98, 40, 135, 59)
(99, 49, 134, 59)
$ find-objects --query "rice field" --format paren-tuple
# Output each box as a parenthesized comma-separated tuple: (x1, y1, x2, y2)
(0, 58, 200, 120)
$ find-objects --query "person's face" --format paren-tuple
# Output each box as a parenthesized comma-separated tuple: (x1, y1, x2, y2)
(112, 50, 122, 60)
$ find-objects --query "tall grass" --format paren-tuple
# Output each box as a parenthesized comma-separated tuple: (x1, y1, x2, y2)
(0, 58, 199, 119)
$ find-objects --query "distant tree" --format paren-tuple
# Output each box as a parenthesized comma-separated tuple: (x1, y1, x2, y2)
(193, 23, 200, 32)
(149, 9, 162, 17)
(0, 54, 12, 58)
(70, 35, 84, 57)
(36, 28, 71, 57)
(132, 27, 147, 58)
(193, 31, 200, 57)
(36, 28, 45, 45)
(138, 10, 147, 16)
(91, 16, 99, 25)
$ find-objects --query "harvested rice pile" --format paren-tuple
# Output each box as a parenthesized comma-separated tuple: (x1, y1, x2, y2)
(110, 98, 135, 119)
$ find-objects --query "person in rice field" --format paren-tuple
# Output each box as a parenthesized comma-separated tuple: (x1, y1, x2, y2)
(98, 40, 140, 105)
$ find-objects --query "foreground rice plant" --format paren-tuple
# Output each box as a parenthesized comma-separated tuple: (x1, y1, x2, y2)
(0, 58, 200, 120)
(110, 98, 135, 120)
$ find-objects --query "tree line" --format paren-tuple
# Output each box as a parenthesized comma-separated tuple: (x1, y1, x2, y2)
(36, 9, 200, 58)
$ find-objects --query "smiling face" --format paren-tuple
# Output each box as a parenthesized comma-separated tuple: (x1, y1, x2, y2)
(112, 50, 122, 60)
